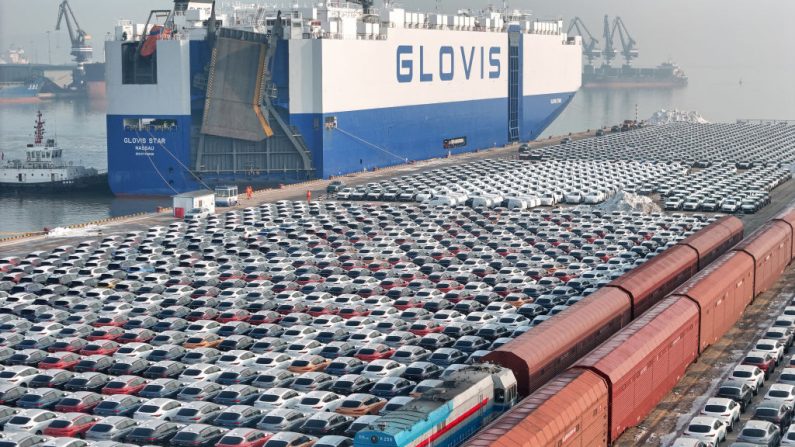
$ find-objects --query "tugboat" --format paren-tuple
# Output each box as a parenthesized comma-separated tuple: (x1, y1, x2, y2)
(0, 111, 107, 192)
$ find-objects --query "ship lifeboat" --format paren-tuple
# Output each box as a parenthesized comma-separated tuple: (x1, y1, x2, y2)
(140, 25, 172, 58)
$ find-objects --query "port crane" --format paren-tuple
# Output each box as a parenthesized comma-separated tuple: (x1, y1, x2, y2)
(351, 0, 375, 15)
(566, 17, 601, 65)
(601, 15, 617, 66)
(610, 16, 639, 66)
(55, 0, 93, 64)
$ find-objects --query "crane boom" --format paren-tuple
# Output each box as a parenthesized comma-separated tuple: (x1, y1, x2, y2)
(601, 15, 617, 66)
(611, 16, 639, 66)
(55, 0, 93, 64)
(567, 17, 601, 65)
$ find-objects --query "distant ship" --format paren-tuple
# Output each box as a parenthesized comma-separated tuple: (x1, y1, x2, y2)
(0, 111, 107, 192)
(583, 61, 688, 89)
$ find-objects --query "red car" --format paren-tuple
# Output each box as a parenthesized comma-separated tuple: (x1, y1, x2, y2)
(39, 352, 82, 370)
(54, 391, 104, 413)
(43, 413, 99, 437)
(80, 340, 120, 356)
(307, 304, 338, 318)
(742, 350, 777, 377)
(86, 327, 125, 341)
(355, 344, 396, 361)
(216, 429, 273, 447)
(101, 375, 147, 395)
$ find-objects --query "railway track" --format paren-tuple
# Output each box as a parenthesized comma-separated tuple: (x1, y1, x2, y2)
(618, 264, 795, 446)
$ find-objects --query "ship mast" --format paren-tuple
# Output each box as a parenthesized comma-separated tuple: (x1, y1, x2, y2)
(33, 111, 45, 146)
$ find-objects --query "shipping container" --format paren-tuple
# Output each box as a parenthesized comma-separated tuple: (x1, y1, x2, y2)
(733, 221, 792, 296)
(574, 297, 699, 443)
(677, 216, 744, 269)
(464, 370, 609, 447)
(484, 287, 632, 397)
(607, 244, 698, 317)
(773, 207, 795, 259)
(671, 251, 754, 352)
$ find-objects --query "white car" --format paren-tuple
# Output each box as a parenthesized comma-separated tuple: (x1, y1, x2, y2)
(283, 339, 325, 356)
(293, 390, 344, 413)
(729, 365, 765, 394)
(253, 387, 304, 411)
(362, 360, 407, 379)
(779, 367, 795, 386)
(216, 350, 257, 368)
(0, 365, 39, 386)
(113, 343, 154, 361)
(3, 409, 58, 434)
(670, 438, 711, 447)
(253, 352, 293, 371)
(783, 424, 795, 446)
(683, 416, 726, 445)
(178, 363, 222, 385)
(700, 397, 741, 432)
(764, 383, 795, 407)
(132, 398, 183, 421)
(755, 338, 785, 365)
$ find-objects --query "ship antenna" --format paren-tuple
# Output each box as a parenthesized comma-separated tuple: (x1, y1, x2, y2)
(34, 110, 45, 145)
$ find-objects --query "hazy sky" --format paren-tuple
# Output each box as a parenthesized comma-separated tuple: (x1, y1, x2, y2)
(2, 0, 793, 74)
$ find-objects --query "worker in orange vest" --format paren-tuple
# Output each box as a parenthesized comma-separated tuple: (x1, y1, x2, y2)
(246, 186, 253, 200)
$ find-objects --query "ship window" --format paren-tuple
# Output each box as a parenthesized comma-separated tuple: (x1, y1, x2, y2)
(124, 118, 178, 132)
(121, 42, 157, 85)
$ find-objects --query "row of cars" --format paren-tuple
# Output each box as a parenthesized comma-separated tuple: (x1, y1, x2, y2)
(534, 122, 795, 166)
(336, 159, 687, 208)
(657, 164, 787, 214)
(0, 201, 710, 447)
(675, 304, 795, 446)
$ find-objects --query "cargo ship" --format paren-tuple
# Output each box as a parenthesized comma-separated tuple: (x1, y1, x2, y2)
(582, 61, 688, 89)
(105, 0, 582, 196)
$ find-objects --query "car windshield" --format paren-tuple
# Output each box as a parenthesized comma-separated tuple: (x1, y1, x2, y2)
(756, 408, 779, 417)
(261, 416, 283, 424)
(782, 374, 795, 382)
(687, 424, 710, 433)
(301, 397, 320, 405)
(365, 365, 383, 372)
(217, 391, 238, 399)
(7, 416, 29, 425)
(718, 387, 739, 396)
(173, 432, 199, 442)
(704, 404, 726, 413)
(741, 428, 765, 437)
(221, 437, 244, 444)
(769, 390, 790, 398)
(90, 424, 113, 433)
(758, 344, 775, 350)
(732, 371, 751, 378)
(58, 398, 81, 406)
(303, 419, 327, 428)
(215, 413, 239, 421)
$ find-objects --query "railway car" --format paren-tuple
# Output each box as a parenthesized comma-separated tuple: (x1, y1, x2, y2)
(482, 216, 743, 397)
(467, 208, 795, 447)
(354, 365, 517, 447)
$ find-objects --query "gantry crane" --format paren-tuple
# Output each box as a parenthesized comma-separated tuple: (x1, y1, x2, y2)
(567, 17, 601, 65)
(55, 0, 93, 64)
(601, 15, 617, 66)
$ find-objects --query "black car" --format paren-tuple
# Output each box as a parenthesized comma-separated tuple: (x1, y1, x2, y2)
(753, 400, 793, 430)
(64, 372, 112, 392)
(108, 358, 150, 376)
(299, 413, 352, 437)
(29, 370, 74, 389)
(73, 356, 115, 373)
(125, 420, 181, 445)
(717, 380, 753, 412)
(325, 357, 366, 376)
(170, 424, 228, 447)
(329, 375, 374, 394)
(93, 395, 145, 417)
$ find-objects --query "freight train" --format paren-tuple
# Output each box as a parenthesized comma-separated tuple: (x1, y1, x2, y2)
(465, 208, 795, 446)
(353, 216, 744, 447)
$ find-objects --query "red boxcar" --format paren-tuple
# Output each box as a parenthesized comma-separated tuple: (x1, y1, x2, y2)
(465, 370, 609, 447)
(483, 287, 632, 397)
(677, 215, 744, 269)
(773, 207, 795, 257)
(573, 297, 699, 443)
(606, 244, 698, 317)
(733, 221, 792, 296)
(671, 251, 755, 353)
